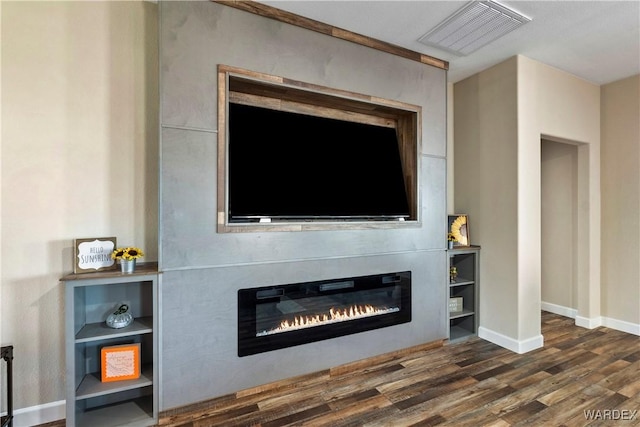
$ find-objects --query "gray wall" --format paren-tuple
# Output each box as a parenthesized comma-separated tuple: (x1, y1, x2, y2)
(159, 1, 447, 410)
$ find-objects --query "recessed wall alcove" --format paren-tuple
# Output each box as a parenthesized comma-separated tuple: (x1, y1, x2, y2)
(217, 65, 421, 233)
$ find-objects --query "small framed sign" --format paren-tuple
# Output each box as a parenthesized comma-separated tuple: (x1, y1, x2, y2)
(101, 343, 141, 382)
(449, 297, 463, 313)
(74, 237, 117, 274)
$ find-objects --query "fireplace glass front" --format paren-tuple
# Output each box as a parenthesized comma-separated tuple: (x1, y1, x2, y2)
(238, 271, 411, 356)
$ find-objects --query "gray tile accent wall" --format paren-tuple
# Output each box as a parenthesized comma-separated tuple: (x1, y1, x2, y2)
(159, 1, 448, 410)
(160, 252, 446, 409)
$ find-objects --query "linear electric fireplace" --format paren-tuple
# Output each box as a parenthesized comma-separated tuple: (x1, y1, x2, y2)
(238, 271, 411, 356)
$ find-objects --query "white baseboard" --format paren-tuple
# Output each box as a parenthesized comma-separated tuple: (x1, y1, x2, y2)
(478, 326, 544, 354)
(541, 301, 577, 319)
(575, 315, 603, 329)
(602, 316, 640, 336)
(542, 301, 639, 336)
(2, 400, 65, 427)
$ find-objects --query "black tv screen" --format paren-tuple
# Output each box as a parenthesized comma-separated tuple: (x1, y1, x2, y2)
(228, 103, 410, 222)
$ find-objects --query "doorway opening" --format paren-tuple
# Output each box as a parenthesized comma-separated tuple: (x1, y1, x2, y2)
(541, 139, 579, 317)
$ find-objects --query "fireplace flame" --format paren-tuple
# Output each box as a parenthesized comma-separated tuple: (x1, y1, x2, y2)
(256, 304, 400, 337)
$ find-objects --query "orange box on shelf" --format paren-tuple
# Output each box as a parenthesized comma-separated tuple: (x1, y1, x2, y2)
(100, 343, 141, 382)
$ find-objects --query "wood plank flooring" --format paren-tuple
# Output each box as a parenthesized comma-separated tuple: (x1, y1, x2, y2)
(156, 312, 640, 427)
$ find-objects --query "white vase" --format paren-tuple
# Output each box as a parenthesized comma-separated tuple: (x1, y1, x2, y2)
(120, 259, 136, 274)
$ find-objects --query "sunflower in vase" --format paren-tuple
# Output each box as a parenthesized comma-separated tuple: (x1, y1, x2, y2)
(447, 232, 456, 249)
(111, 247, 144, 273)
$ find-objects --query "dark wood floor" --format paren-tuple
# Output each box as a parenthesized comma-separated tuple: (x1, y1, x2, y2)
(156, 312, 640, 427)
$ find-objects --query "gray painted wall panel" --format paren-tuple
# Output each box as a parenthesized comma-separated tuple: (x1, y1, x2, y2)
(160, 1, 448, 409)
(421, 156, 448, 248)
(160, 127, 448, 270)
(161, 1, 446, 156)
(160, 251, 446, 410)
(160, 127, 218, 268)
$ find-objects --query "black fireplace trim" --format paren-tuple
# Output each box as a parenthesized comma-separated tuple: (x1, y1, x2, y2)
(237, 271, 411, 357)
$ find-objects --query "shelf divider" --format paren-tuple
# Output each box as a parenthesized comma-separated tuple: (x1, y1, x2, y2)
(76, 317, 153, 343)
(76, 365, 153, 401)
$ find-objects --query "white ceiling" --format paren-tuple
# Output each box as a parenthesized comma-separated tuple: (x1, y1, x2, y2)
(259, 1, 640, 85)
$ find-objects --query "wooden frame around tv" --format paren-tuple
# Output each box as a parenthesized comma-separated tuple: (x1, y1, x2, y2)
(217, 65, 421, 233)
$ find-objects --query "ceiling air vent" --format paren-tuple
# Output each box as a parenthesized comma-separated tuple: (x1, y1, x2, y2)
(418, 0, 531, 56)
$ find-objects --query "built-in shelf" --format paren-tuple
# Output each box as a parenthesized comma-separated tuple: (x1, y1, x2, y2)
(448, 246, 480, 342)
(449, 309, 475, 320)
(75, 317, 153, 343)
(448, 278, 474, 287)
(76, 365, 154, 400)
(62, 263, 159, 426)
(75, 397, 154, 427)
(450, 325, 473, 342)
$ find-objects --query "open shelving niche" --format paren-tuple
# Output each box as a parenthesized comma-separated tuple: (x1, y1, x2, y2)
(62, 263, 159, 427)
(447, 246, 480, 342)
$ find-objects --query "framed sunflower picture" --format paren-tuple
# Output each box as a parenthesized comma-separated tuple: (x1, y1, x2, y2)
(448, 214, 470, 247)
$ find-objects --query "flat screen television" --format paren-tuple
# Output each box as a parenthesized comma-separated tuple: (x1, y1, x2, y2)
(228, 103, 410, 222)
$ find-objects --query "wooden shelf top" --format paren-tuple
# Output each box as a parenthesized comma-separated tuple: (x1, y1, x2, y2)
(448, 245, 481, 252)
(61, 262, 158, 282)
